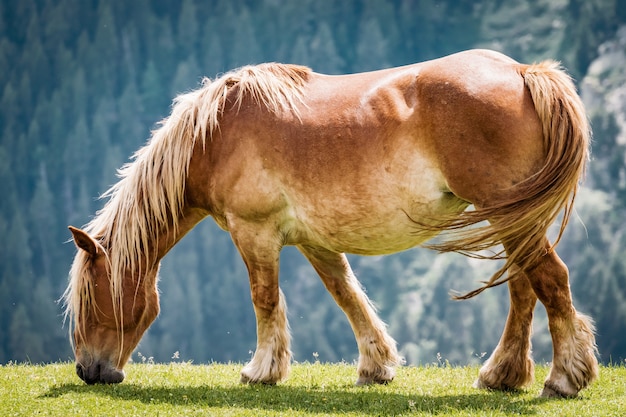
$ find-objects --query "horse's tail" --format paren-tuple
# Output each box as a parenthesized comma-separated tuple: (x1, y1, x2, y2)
(423, 61, 590, 299)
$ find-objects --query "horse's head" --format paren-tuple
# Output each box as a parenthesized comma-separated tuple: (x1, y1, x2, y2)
(66, 226, 160, 384)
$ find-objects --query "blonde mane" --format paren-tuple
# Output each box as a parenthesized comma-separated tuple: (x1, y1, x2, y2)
(63, 63, 311, 343)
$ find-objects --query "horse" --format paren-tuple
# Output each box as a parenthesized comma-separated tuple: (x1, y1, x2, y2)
(64, 49, 598, 397)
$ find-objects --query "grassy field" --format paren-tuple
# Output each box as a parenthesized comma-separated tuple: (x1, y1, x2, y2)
(1, 362, 624, 416)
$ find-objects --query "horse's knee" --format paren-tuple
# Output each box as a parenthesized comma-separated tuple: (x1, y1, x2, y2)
(250, 283, 280, 313)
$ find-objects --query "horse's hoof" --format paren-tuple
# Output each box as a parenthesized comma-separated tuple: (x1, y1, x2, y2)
(473, 378, 487, 389)
(355, 376, 393, 386)
(240, 373, 277, 385)
(473, 378, 520, 392)
(541, 382, 577, 398)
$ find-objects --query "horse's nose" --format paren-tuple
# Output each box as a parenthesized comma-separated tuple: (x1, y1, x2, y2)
(76, 363, 85, 381)
(76, 361, 125, 384)
(76, 362, 99, 384)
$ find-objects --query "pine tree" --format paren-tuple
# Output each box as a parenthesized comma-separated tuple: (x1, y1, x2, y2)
(92, 2, 121, 96)
(355, 17, 390, 71)
(227, 7, 263, 66)
(176, 0, 199, 60)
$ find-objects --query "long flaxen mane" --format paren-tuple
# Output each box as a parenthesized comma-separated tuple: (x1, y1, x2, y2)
(63, 63, 311, 347)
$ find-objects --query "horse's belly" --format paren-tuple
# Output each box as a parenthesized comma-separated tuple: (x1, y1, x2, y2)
(317, 224, 438, 256)
(288, 191, 468, 256)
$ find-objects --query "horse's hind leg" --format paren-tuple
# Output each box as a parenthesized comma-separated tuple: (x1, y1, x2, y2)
(298, 245, 401, 385)
(230, 225, 291, 384)
(475, 269, 536, 391)
(521, 239, 598, 397)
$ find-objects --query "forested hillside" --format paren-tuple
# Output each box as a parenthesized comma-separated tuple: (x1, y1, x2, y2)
(1, 0, 625, 367)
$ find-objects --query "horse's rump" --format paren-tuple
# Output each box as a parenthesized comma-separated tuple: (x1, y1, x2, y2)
(413, 57, 589, 298)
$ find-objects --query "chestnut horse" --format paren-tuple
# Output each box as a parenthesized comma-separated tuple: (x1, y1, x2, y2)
(64, 49, 597, 397)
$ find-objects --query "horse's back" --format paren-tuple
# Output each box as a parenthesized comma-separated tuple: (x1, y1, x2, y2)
(194, 50, 544, 254)
(296, 49, 544, 199)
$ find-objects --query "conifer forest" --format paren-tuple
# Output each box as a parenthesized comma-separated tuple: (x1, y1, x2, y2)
(2, 0, 626, 367)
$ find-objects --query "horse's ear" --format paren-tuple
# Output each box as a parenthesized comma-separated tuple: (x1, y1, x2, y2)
(69, 226, 100, 257)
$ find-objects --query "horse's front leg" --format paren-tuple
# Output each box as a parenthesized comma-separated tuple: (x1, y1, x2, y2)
(475, 269, 536, 391)
(231, 225, 291, 384)
(298, 245, 401, 385)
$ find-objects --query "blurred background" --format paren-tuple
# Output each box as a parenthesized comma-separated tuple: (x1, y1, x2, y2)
(1, 0, 625, 367)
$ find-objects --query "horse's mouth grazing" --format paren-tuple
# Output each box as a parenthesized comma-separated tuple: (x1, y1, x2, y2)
(76, 361, 125, 384)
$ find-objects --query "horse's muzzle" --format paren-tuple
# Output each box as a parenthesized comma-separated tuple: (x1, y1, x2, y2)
(76, 361, 125, 384)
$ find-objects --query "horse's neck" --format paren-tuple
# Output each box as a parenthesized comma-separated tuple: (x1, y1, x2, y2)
(155, 206, 207, 260)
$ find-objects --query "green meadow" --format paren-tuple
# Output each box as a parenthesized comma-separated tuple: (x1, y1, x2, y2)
(1, 362, 624, 416)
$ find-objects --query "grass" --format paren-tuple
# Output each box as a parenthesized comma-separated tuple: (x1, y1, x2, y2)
(1, 362, 625, 416)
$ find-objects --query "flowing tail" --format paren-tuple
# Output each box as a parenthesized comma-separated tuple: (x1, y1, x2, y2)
(423, 61, 590, 299)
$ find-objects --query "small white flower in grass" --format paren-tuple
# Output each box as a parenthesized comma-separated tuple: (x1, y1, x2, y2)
(408, 400, 417, 412)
